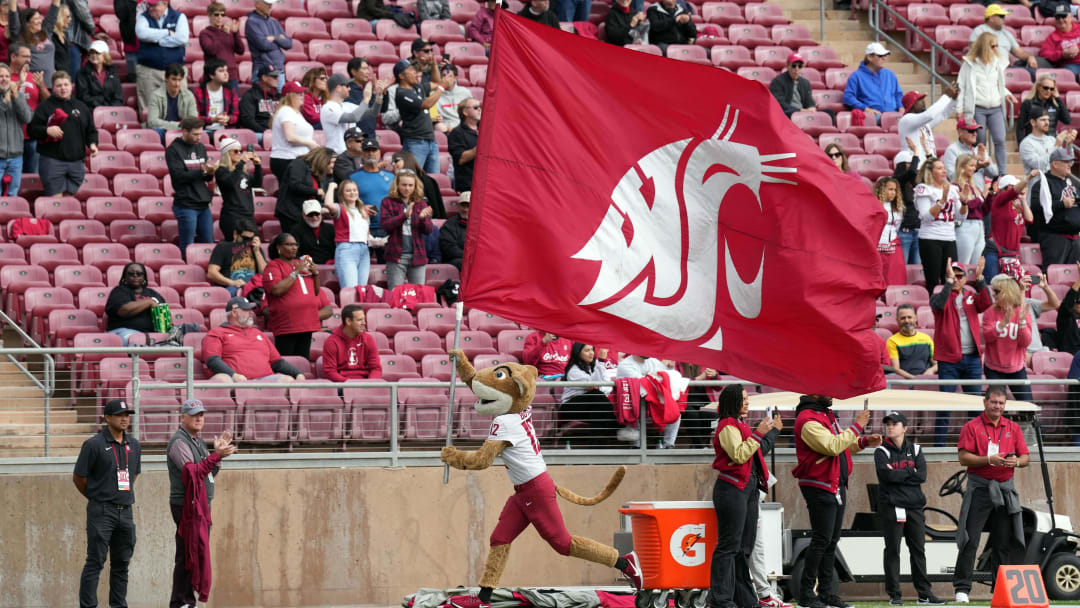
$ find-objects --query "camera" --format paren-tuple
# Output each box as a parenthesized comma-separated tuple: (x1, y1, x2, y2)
(246, 143, 255, 153)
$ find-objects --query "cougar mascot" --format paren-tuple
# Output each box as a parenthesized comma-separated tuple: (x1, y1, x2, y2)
(441, 350, 643, 607)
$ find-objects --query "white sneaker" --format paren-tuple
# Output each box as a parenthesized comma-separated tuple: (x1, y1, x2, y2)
(617, 426, 640, 442)
(954, 592, 969, 603)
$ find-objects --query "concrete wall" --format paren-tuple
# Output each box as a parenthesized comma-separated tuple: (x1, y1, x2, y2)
(2, 461, 1078, 608)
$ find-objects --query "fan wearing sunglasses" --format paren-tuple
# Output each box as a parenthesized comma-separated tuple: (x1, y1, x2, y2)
(1017, 74, 1072, 142)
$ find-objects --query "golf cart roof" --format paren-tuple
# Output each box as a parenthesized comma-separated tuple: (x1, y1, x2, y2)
(702, 389, 1038, 413)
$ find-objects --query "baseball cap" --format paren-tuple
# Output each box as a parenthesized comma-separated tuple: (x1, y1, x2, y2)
(882, 410, 907, 426)
(459, 191, 471, 205)
(104, 399, 134, 416)
(1051, 147, 1075, 162)
(344, 127, 364, 142)
(256, 65, 281, 79)
(984, 3, 1008, 18)
(327, 73, 350, 89)
(786, 52, 804, 65)
(180, 399, 207, 416)
(361, 137, 380, 150)
(392, 59, 413, 78)
(1055, 3, 1070, 16)
(951, 261, 967, 274)
(302, 199, 323, 216)
(89, 40, 109, 55)
(411, 38, 433, 53)
(281, 80, 304, 95)
(225, 296, 256, 312)
(864, 41, 890, 56)
(998, 174, 1021, 189)
(893, 150, 913, 166)
(219, 137, 241, 155)
(956, 117, 983, 131)
(901, 90, 926, 113)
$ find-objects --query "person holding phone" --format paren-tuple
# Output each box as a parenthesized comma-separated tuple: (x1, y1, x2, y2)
(216, 137, 262, 241)
(952, 386, 1029, 603)
(709, 384, 781, 608)
(207, 218, 265, 296)
(263, 232, 333, 358)
(875, 411, 944, 606)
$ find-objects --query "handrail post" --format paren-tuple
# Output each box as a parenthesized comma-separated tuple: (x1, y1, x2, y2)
(131, 354, 141, 439)
(638, 397, 648, 464)
(390, 384, 399, 467)
(43, 355, 53, 456)
(184, 347, 194, 401)
(819, 0, 824, 42)
(931, 47, 937, 100)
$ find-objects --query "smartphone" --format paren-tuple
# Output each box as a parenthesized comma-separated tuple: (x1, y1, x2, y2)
(246, 144, 255, 153)
(765, 406, 774, 419)
(1032, 275, 1042, 285)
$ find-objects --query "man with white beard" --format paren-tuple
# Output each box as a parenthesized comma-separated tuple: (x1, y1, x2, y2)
(203, 297, 305, 383)
(295, 199, 336, 264)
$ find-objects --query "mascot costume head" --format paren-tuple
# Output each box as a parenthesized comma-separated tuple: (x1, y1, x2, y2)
(441, 350, 643, 607)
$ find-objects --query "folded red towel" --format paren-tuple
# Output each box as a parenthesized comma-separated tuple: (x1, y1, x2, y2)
(45, 108, 68, 142)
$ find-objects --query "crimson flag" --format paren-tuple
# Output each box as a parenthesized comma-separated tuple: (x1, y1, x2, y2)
(462, 12, 887, 398)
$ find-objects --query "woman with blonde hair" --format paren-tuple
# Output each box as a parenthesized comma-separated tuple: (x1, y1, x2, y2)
(216, 137, 263, 239)
(953, 153, 987, 266)
(958, 31, 1015, 178)
(981, 274, 1032, 401)
(299, 66, 329, 129)
(323, 178, 378, 288)
(75, 40, 121, 109)
(915, 157, 967, 291)
(875, 176, 906, 285)
(1018, 74, 1070, 142)
(269, 80, 317, 181)
(380, 169, 435, 289)
(50, 3, 69, 77)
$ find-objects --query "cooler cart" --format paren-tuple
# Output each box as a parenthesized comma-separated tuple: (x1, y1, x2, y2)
(619, 501, 717, 608)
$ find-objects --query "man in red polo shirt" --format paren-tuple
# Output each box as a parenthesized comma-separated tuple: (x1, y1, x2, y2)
(202, 297, 306, 382)
(952, 386, 1029, 603)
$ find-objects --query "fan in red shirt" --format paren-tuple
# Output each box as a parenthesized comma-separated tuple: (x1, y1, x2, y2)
(952, 386, 1029, 602)
(986, 171, 1037, 278)
(202, 297, 305, 382)
(322, 305, 383, 382)
(263, 232, 333, 359)
(522, 330, 572, 378)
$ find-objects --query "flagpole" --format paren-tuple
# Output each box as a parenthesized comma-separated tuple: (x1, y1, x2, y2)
(444, 301, 465, 484)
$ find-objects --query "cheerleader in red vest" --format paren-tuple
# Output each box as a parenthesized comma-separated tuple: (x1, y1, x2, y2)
(709, 384, 782, 608)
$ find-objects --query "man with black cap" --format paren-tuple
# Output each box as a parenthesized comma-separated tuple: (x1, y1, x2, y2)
(322, 73, 372, 154)
(394, 58, 444, 175)
(448, 97, 480, 193)
(333, 127, 368, 182)
(203, 296, 306, 383)
(1020, 107, 1076, 174)
(380, 39, 441, 131)
(238, 65, 281, 141)
(167, 398, 237, 608)
(73, 399, 142, 608)
(1031, 147, 1080, 265)
(874, 411, 941, 606)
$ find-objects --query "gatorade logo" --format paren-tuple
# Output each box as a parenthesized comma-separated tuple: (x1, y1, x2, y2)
(669, 523, 706, 567)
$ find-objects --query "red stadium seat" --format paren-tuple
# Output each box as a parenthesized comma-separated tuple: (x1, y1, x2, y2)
(468, 309, 519, 336)
(308, 0, 351, 19)
(744, 2, 788, 25)
(90, 150, 138, 179)
(1038, 68, 1080, 92)
(367, 308, 417, 338)
(443, 41, 489, 65)
(76, 286, 110, 319)
(0, 196, 29, 223)
(791, 111, 837, 136)
(284, 61, 324, 83)
(109, 220, 159, 247)
(34, 196, 83, 222)
(2, 265, 49, 322)
(771, 23, 814, 47)
(134, 243, 185, 271)
(446, 330, 498, 359)
(136, 196, 173, 224)
(159, 264, 212, 291)
(864, 133, 902, 158)
(235, 387, 293, 443)
(450, 0, 480, 22)
(753, 45, 791, 69)
(331, 18, 377, 43)
(183, 286, 232, 316)
(93, 106, 140, 131)
(355, 40, 401, 65)
(847, 154, 893, 180)
(1021, 24, 1054, 47)
(1005, 67, 1034, 95)
(421, 354, 453, 381)
(1048, 263, 1078, 285)
(308, 39, 353, 63)
(85, 197, 136, 223)
(185, 243, 217, 268)
(417, 307, 461, 336)
(113, 174, 162, 201)
(497, 329, 530, 360)
(341, 381, 393, 442)
(703, 2, 743, 25)
(1019, 242, 1043, 267)
(379, 354, 421, 381)
(74, 173, 112, 201)
(59, 219, 110, 248)
(907, 4, 950, 51)
(376, 19, 419, 43)
(50, 308, 102, 347)
(818, 132, 864, 154)
(29, 243, 80, 272)
(948, 3, 984, 27)
(667, 44, 711, 64)
(824, 66, 854, 90)
(53, 264, 105, 296)
(836, 112, 885, 136)
(727, 24, 771, 47)
(798, 45, 845, 69)
(735, 65, 777, 85)
(115, 129, 164, 155)
(394, 330, 446, 360)
(1032, 351, 1072, 376)
(811, 89, 846, 113)
(1003, 4, 1036, 27)
(291, 382, 347, 443)
(421, 19, 466, 44)
(885, 284, 930, 307)
(25, 287, 75, 342)
(82, 243, 131, 272)
(137, 150, 170, 178)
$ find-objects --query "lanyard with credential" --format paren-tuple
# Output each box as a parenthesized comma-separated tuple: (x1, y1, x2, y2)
(113, 441, 132, 491)
(112, 441, 128, 471)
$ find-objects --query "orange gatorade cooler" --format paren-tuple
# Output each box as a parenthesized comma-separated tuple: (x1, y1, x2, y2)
(619, 501, 717, 591)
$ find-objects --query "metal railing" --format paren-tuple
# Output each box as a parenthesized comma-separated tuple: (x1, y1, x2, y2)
(0, 311, 56, 454)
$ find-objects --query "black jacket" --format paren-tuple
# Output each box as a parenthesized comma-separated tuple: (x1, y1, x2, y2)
(1058, 288, 1080, 355)
(295, 220, 335, 264)
(873, 436, 927, 509)
(238, 84, 279, 134)
(604, 6, 638, 46)
(27, 95, 97, 161)
(447, 122, 477, 193)
(768, 73, 814, 117)
(646, 3, 695, 45)
(1017, 96, 1071, 143)
(216, 160, 263, 222)
(421, 172, 446, 219)
(894, 157, 922, 231)
(516, 6, 559, 28)
(76, 64, 124, 109)
(356, 0, 394, 19)
(275, 158, 325, 229)
(333, 152, 363, 184)
(1033, 173, 1080, 235)
(439, 214, 466, 269)
(166, 138, 214, 209)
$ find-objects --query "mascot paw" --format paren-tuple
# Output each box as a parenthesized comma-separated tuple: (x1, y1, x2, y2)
(449, 348, 467, 362)
(440, 446, 458, 463)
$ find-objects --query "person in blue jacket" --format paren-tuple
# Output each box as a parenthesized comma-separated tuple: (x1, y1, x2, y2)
(245, 0, 292, 91)
(843, 42, 905, 124)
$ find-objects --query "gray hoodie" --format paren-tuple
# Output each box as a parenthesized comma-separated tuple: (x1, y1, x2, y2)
(0, 90, 31, 159)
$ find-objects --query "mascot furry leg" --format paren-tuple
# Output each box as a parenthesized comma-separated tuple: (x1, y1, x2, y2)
(441, 350, 643, 607)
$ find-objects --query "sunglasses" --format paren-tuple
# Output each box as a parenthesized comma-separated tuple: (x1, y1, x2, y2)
(211, 11, 225, 15)
(419, 47, 433, 53)
(397, 168, 417, 176)
(828, 152, 843, 158)
(125, 270, 146, 276)
(1042, 85, 1056, 91)
(306, 212, 321, 218)
(470, 104, 482, 109)
(790, 63, 804, 68)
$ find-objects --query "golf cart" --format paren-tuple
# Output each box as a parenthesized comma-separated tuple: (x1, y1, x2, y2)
(765, 391, 1080, 601)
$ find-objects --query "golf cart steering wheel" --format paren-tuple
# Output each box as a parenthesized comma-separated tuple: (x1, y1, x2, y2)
(939, 470, 967, 497)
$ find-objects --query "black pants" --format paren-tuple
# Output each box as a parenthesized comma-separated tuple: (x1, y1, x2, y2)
(559, 391, 619, 433)
(80, 501, 136, 608)
(275, 331, 312, 359)
(879, 503, 933, 600)
(1038, 232, 1080, 267)
(953, 486, 1025, 593)
(799, 485, 846, 602)
(708, 475, 759, 608)
(919, 238, 958, 293)
(984, 366, 1032, 403)
(269, 157, 291, 183)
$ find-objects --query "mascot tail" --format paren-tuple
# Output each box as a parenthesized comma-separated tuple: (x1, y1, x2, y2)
(556, 465, 626, 506)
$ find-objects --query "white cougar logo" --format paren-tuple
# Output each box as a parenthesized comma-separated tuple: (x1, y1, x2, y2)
(573, 106, 796, 351)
